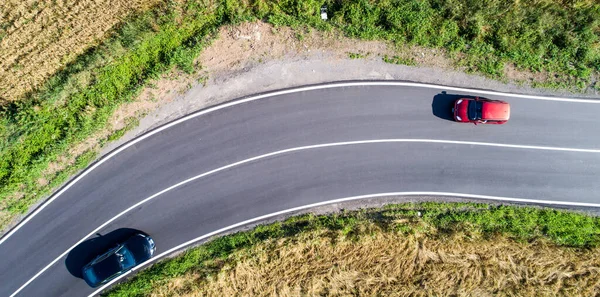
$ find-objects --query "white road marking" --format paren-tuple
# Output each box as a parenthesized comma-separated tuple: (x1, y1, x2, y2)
(2, 81, 598, 246)
(9, 138, 600, 296)
(88, 190, 600, 296)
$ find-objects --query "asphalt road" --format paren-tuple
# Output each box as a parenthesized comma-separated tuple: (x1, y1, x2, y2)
(1, 83, 600, 296)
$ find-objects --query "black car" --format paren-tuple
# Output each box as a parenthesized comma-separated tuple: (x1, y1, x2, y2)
(82, 234, 156, 287)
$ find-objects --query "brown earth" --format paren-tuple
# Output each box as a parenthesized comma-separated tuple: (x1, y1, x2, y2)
(200, 21, 455, 76)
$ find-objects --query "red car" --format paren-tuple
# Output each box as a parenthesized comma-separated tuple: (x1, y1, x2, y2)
(453, 97, 510, 124)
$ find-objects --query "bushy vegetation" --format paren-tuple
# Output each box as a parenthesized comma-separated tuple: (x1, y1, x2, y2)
(105, 202, 600, 296)
(332, 0, 599, 84)
(1, 0, 598, 229)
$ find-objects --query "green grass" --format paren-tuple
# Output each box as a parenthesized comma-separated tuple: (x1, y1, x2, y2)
(104, 202, 600, 296)
(1, 0, 599, 229)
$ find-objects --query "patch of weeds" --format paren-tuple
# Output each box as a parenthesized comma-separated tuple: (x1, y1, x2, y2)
(347, 52, 369, 59)
(197, 72, 209, 86)
(105, 118, 140, 144)
(382, 55, 416, 66)
(148, 93, 158, 103)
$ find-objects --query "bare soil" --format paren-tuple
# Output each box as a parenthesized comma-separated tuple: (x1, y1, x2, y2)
(200, 21, 456, 77)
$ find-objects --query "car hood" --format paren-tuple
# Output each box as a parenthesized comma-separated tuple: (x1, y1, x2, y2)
(125, 235, 154, 263)
(454, 99, 469, 122)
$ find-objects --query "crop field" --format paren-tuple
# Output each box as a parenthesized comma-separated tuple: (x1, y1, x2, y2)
(0, 0, 159, 103)
(177, 234, 598, 296)
(106, 203, 600, 296)
(0, 0, 598, 233)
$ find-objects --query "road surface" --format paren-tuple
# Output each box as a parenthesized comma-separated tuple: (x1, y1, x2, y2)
(1, 82, 600, 296)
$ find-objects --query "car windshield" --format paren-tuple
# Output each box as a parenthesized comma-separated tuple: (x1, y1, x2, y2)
(124, 235, 153, 263)
(468, 100, 483, 121)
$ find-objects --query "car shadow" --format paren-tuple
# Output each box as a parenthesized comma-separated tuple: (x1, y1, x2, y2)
(431, 92, 477, 121)
(65, 228, 146, 278)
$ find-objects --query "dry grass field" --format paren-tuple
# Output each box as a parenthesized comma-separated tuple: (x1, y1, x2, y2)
(150, 226, 600, 296)
(0, 0, 159, 102)
(107, 204, 600, 297)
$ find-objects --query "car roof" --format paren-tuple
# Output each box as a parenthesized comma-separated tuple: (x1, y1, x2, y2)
(91, 253, 122, 281)
(481, 101, 510, 120)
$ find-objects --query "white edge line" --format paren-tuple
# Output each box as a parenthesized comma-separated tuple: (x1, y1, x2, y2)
(89, 190, 600, 296)
(9, 138, 600, 297)
(2, 81, 598, 245)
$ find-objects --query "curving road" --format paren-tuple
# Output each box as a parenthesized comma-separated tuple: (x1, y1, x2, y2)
(1, 82, 600, 296)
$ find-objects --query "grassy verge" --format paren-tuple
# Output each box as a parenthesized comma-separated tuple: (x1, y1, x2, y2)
(1, 0, 599, 231)
(105, 202, 600, 296)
